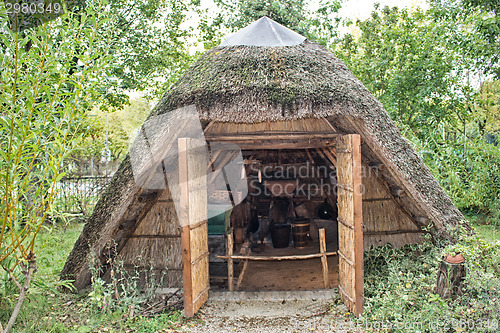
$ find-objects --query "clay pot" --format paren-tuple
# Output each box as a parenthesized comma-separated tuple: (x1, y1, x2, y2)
(445, 253, 465, 264)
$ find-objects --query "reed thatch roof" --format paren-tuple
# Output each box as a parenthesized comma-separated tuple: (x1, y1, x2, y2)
(61, 17, 469, 291)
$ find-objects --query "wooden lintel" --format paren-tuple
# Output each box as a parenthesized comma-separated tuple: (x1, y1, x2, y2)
(215, 140, 336, 150)
(206, 131, 342, 141)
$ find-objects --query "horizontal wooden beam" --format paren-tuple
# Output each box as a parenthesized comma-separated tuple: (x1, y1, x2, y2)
(206, 132, 341, 150)
(217, 251, 337, 261)
(362, 197, 392, 202)
(123, 264, 182, 271)
(211, 140, 336, 150)
(129, 234, 181, 239)
(258, 196, 325, 202)
(364, 230, 427, 236)
(206, 131, 342, 141)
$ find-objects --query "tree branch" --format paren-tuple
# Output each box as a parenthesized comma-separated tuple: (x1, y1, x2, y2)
(3, 255, 37, 333)
(1, 265, 22, 291)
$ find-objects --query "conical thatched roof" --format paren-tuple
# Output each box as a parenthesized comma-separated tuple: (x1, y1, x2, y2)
(62, 17, 469, 291)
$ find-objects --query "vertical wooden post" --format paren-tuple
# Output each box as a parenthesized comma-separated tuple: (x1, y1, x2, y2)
(179, 139, 193, 316)
(227, 231, 234, 291)
(181, 224, 193, 316)
(319, 228, 330, 289)
(352, 135, 364, 317)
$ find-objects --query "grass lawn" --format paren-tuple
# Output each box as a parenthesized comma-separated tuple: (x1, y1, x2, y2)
(0, 223, 190, 332)
(471, 223, 500, 243)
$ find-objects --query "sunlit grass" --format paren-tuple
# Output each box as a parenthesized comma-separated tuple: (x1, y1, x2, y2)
(472, 223, 500, 243)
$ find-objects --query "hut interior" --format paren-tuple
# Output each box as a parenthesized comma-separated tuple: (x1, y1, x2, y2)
(200, 117, 421, 292)
(208, 148, 340, 291)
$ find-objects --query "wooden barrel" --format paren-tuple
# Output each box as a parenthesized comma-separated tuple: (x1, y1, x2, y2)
(292, 222, 310, 249)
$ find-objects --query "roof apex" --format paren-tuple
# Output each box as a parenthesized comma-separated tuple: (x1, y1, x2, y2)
(219, 16, 306, 47)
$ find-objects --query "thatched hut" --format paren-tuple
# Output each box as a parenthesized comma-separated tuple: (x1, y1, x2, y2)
(62, 17, 469, 317)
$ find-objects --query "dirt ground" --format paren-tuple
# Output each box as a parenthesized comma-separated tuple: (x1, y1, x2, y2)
(183, 298, 357, 333)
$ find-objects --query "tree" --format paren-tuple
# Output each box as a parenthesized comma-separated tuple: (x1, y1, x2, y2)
(71, 98, 151, 173)
(0, 1, 114, 330)
(95, 0, 197, 104)
(474, 80, 500, 136)
(0, 0, 195, 329)
(430, 0, 500, 79)
(335, 5, 464, 138)
(197, 0, 342, 49)
(335, 4, 500, 217)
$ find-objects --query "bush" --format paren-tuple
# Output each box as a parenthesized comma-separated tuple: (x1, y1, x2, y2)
(360, 233, 500, 332)
(409, 131, 500, 226)
(87, 251, 182, 320)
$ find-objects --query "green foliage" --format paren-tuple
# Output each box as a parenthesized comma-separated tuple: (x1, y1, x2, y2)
(412, 132, 500, 218)
(124, 311, 184, 332)
(361, 234, 500, 332)
(88, 99, 150, 162)
(430, 0, 500, 79)
(0, 223, 83, 331)
(86, 249, 182, 322)
(1, 223, 187, 332)
(198, 0, 342, 48)
(335, 5, 462, 136)
(0, 0, 111, 281)
(0, 0, 137, 329)
(336, 4, 500, 223)
(81, 0, 197, 104)
(470, 223, 500, 243)
(474, 81, 500, 135)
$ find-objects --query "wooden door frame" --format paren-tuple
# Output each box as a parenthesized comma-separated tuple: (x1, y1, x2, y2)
(335, 134, 364, 317)
(179, 138, 210, 317)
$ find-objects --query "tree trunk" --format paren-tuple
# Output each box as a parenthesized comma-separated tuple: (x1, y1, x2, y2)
(435, 259, 466, 300)
(3, 257, 37, 333)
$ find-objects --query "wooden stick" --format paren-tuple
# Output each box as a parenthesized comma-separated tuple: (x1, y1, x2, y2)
(319, 228, 330, 289)
(227, 232, 234, 291)
(217, 252, 338, 261)
(236, 245, 250, 290)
